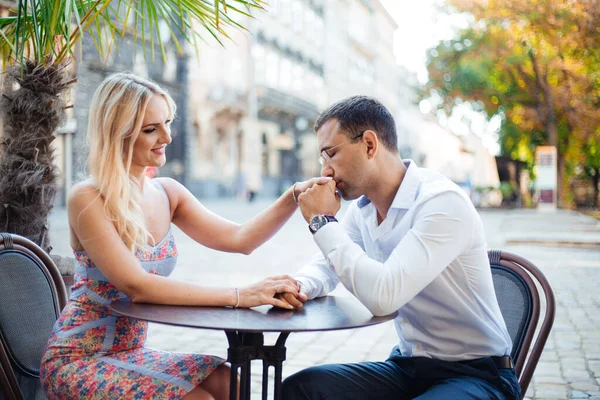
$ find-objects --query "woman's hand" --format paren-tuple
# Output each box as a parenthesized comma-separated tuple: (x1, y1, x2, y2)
(238, 275, 307, 309)
(298, 179, 341, 223)
(293, 177, 333, 201)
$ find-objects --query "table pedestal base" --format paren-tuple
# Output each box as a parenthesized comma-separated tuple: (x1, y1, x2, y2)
(226, 331, 290, 400)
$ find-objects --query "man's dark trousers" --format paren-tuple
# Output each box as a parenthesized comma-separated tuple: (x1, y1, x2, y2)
(281, 347, 522, 399)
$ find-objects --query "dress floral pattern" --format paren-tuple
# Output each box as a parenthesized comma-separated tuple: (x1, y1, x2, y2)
(40, 182, 224, 399)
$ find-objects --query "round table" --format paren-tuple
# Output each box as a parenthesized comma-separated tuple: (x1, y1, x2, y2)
(111, 295, 397, 400)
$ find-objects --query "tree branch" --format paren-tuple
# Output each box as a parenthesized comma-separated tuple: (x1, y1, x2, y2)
(529, 48, 558, 146)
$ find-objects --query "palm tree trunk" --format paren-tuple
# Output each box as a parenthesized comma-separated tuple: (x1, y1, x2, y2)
(0, 61, 71, 253)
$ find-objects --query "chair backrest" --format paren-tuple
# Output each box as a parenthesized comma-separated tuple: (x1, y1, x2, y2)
(0, 358, 19, 400)
(488, 249, 555, 395)
(0, 233, 68, 400)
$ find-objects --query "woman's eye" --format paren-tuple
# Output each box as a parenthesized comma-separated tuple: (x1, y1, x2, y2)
(143, 128, 156, 133)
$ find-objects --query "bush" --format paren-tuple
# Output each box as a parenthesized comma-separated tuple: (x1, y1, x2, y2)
(499, 181, 517, 203)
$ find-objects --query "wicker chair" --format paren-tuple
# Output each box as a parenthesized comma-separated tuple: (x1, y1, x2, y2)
(489, 249, 556, 396)
(0, 233, 68, 400)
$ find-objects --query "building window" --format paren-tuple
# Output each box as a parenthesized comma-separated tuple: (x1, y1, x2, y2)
(305, 9, 315, 43)
(229, 56, 243, 88)
(312, 71, 324, 90)
(159, 20, 171, 44)
(265, 49, 279, 88)
(280, 58, 292, 89)
(292, 64, 304, 92)
(163, 49, 177, 82)
(292, 0, 303, 33)
(313, 12, 324, 51)
(133, 52, 149, 78)
(280, 0, 292, 26)
(348, 2, 369, 45)
(269, 0, 279, 15)
(252, 44, 265, 85)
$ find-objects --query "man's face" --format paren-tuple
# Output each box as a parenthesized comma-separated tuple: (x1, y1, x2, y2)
(317, 119, 367, 200)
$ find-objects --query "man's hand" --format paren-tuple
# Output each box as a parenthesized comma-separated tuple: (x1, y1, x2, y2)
(275, 291, 308, 309)
(239, 275, 304, 309)
(298, 180, 341, 223)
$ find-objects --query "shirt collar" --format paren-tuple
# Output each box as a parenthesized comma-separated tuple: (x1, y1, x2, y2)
(357, 160, 421, 210)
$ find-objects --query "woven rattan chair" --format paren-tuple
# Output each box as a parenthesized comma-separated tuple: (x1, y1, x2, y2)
(489, 249, 556, 396)
(0, 233, 68, 400)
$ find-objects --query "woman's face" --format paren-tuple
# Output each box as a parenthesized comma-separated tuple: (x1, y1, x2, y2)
(131, 94, 172, 172)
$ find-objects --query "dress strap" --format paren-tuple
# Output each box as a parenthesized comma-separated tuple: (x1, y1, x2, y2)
(152, 179, 171, 212)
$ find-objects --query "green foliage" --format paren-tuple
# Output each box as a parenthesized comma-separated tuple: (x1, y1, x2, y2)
(424, 0, 600, 207)
(0, 0, 265, 69)
(499, 181, 516, 200)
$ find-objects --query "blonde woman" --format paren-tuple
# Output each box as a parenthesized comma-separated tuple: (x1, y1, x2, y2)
(40, 72, 327, 400)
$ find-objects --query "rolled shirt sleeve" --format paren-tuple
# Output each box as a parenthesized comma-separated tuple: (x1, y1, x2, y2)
(311, 192, 474, 316)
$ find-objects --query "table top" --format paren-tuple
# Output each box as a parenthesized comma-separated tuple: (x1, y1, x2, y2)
(110, 295, 397, 333)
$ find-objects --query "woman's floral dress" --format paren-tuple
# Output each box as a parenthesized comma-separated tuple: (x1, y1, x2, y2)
(40, 181, 224, 399)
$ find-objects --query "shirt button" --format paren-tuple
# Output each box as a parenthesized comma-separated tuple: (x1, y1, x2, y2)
(401, 319, 407, 324)
(415, 344, 421, 350)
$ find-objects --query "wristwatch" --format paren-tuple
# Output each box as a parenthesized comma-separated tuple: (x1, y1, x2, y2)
(309, 215, 338, 234)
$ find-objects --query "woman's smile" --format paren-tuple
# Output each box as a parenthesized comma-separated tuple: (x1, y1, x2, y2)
(152, 146, 166, 155)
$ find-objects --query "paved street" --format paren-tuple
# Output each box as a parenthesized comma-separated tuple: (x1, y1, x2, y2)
(48, 200, 600, 399)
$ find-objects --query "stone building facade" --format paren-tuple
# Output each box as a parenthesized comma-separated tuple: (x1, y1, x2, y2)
(187, 0, 405, 198)
(2, 1, 431, 201)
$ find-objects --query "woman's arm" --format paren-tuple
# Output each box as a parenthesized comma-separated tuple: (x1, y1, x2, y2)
(160, 177, 331, 254)
(68, 183, 300, 308)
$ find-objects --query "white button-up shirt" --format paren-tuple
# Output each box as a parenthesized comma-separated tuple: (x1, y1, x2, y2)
(295, 161, 512, 361)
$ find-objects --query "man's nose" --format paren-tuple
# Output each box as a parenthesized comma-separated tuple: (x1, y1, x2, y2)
(320, 164, 333, 178)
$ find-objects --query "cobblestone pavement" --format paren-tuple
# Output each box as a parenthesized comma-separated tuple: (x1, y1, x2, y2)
(49, 200, 600, 399)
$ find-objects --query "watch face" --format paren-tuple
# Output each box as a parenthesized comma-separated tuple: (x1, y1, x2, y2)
(309, 215, 337, 233)
(309, 222, 318, 233)
(309, 215, 326, 233)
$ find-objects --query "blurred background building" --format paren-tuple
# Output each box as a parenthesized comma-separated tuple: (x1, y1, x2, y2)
(185, 0, 415, 198)
(0, 0, 500, 203)
(181, 0, 499, 199)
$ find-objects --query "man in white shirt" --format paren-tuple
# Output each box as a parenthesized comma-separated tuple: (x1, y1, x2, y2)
(280, 96, 521, 399)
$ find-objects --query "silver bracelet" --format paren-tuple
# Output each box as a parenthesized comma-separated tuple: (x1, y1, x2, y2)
(234, 288, 240, 308)
(292, 182, 299, 205)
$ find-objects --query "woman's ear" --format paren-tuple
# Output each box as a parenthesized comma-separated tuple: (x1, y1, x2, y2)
(363, 130, 378, 159)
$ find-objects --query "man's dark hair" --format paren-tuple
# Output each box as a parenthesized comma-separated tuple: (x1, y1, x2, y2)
(314, 95, 398, 151)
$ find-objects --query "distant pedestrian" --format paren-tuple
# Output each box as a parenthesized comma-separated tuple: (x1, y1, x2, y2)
(247, 168, 262, 203)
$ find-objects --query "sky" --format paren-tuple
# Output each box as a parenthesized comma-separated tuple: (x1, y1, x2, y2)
(379, 0, 501, 155)
(380, 0, 462, 83)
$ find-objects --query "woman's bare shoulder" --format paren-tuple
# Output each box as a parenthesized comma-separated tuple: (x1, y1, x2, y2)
(153, 177, 187, 202)
(154, 177, 181, 192)
(67, 179, 103, 211)
(69, 178, 97, 192)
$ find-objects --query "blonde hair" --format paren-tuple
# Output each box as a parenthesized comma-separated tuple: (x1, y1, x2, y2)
(87, 72, 176, 251)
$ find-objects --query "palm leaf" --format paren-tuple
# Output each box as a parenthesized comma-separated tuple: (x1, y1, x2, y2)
(0, 0, 265, 70)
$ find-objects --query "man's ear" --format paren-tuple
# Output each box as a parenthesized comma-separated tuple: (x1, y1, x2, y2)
(363, 130, 378, 159)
